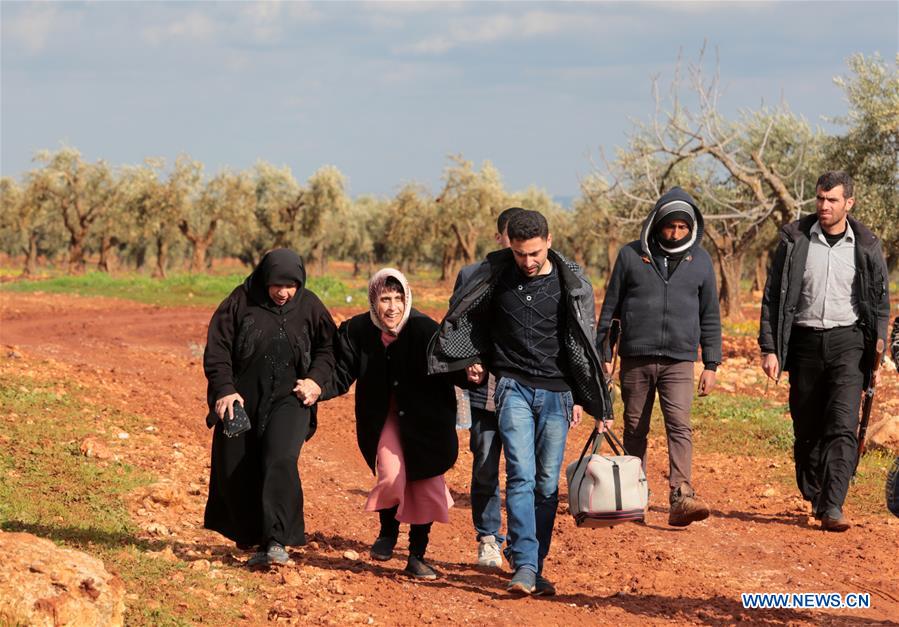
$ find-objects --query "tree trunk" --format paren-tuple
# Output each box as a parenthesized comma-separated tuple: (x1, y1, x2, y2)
(450, 223, 479, 266)
(189, 240, 210, 273)
(67, 233, 87, 274)
(238, 249, 258, 269)
(752, 249, 769, 293)
(22, 233, 39, 277)
(886, 245, 898, 274)
(134, 244, 147, 271)
(717, 250, 746, 321)
(97, 235, 117, 273)
(152, 236, 168, 279)
(440, 245, 460, 282)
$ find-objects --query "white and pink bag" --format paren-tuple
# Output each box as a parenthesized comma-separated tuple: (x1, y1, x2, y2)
(566, 428, 648, 527)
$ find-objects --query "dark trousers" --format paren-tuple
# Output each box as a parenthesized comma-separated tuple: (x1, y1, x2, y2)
(786, 325, 864, 518)
(619, 357, 695, 490)
(469, 406, 504, 543)
(377, 506, 432, 557)
(205, 401, 310, 547)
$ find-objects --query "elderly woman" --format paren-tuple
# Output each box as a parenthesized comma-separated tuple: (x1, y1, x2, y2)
(325, 268, 459, 580)
(203, 248, 336, 567)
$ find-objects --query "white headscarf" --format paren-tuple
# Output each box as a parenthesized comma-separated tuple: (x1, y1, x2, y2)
(368, 267, 412, 336)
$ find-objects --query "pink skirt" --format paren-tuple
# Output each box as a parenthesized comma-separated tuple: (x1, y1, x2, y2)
(364, 412, 454, 524)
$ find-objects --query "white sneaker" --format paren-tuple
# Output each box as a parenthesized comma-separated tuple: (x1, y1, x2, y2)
(477, 536, 503, 568)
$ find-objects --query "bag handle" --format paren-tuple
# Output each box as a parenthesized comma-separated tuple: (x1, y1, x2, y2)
(574, 426, 631, 466)
(603, 429, 628, 456)
(571, 428, 598, 481)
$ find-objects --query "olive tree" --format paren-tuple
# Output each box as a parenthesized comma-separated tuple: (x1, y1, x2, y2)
(303, 165, 349, 275)
(179, 170, 255, 272)
(30, 147, 117, 273)
(0, 177, 64, 275)
(125, 156, 202, 278)
(435, 155, 506, 280)
(597, 50, 823, 319)
(383, 183, 437, 273)
(334, 194, 389, 277)
(828, 53, 899, 271)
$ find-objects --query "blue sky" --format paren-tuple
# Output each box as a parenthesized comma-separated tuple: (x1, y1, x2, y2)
(1, 1, 896, 201)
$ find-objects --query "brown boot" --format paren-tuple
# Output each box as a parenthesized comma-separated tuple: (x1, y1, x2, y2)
(668, 484, 710, 527)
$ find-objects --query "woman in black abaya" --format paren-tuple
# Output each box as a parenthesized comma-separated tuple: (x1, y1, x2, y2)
(203, 249, 336, 567)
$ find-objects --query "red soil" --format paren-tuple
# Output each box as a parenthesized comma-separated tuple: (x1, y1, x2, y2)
(1, 292, 897, 625)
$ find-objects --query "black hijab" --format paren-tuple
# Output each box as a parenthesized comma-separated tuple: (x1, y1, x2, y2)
(244, 249, 307, 313)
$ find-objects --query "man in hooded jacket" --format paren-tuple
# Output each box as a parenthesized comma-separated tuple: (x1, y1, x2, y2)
(597, 187, 722, 527)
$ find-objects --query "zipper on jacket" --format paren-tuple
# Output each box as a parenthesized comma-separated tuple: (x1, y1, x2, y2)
(777, 236, 794, 372)
(660, 280, 669, 354)
(568, 296, 610, 418)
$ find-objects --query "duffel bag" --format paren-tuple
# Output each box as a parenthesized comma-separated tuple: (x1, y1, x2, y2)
(566, 427, 648, 527)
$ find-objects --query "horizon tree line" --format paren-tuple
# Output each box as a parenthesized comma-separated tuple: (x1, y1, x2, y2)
(1, 52, 895, 321)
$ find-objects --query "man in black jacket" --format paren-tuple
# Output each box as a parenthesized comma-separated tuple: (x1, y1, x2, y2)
(429, 210, 611, 596)
(759, 171, 890, 532)
(597, 187, 721, 527)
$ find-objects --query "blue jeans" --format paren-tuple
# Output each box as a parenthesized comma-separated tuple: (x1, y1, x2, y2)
(495, 377, 572, 574)
(469, 406, 504, 544)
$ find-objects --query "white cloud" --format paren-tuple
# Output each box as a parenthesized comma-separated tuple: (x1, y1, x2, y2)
(376, 60, 461, 85)
(654, 0, 779, 16)
(230, 1, 324, 43)
(240, 1, 283, 37)
(3, 4, 77, 54)
(362, 1, 467, 16)
(142, 10, 217, 46)
(284, 1, 324, 22)
(397, 9, 611, 54)
(224, 52, 253, 73)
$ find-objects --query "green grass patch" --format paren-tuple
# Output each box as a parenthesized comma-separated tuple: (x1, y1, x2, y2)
(0, 374, 150, 532)
(692, 394, 794, 456)
(0, 271, 367, 309)
(0, 369, 252, 625)
(722, 318, 760, 338)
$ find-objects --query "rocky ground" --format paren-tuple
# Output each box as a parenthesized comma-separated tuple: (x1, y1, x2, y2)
(1, 291, 897, 625)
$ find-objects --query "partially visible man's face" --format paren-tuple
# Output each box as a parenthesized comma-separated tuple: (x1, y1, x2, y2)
(268, 283, 298, 306)
(376, 289, 405, 331)
(816, 185, 854, 231)
(510, 234, 552, 277)
(659, 219, 691, 242)
(495, 226, 512, 248)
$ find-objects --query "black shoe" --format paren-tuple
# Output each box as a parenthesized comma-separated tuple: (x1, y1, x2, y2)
(246, 550, 269, 568)
(404, 555, 438, 580)
(370, 535, 397, 561)
(534, 574, 556, 596)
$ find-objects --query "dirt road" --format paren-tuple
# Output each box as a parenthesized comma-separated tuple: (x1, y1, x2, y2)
(2, 292, 897, 625)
